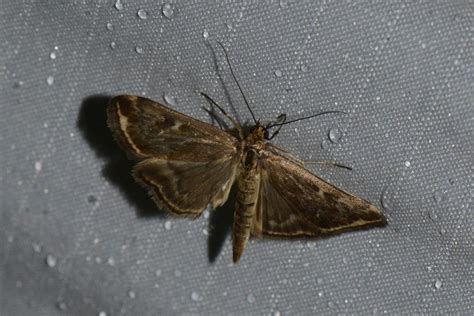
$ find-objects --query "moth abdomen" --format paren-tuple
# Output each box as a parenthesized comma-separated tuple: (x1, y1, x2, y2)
(232, 150, 261, 263)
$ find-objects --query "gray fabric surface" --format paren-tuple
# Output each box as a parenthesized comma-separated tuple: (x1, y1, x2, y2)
(1, 1, 473, 315)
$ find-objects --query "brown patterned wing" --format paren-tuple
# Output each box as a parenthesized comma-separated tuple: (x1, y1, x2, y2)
(107, 95, 241, 216)
(252, 151, 385, 237)
(133, 157, 239, 217)
(107, 95, 239, 162)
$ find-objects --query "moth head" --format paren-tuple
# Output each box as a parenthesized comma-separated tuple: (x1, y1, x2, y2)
(249, 121, 269, 142)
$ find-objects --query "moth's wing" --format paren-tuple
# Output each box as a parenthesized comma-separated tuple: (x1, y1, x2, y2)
(252, 151, 385, 237)
(134, 156, 239, 217)
(107, 95, 241, 216)
(107, 95, 239, 161)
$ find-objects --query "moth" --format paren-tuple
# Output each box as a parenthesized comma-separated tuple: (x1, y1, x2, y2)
(107, 45, 385, 263)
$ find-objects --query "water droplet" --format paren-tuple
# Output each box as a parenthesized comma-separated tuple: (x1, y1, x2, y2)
(32, 242, 42, 252)
(135, 46, 144, 54)
(45, 254, 57, 267)
(328, 128, 343, 143)
(162, 3, 175, 19)
(279, 0, 289, 8)
(174, 269, 182, 277)
(434, 279, 442, 289)
(164, 220, 172, 230)
(274, 69, 282, 77)
(155, 269, 162, 277)
(202, 30, 209, 40)
(56, 301, 67, 311)
(35, 161, 42, 172)
(13, 81, 24, 88)
(429, 210, 439, 221)
(98, 312, 107, 316)
(202, 228, 208, 235)
(300, 64, 308, 72)
(114, 0, 123, 11)
(318, 291, 323, 297)
(46, 76, 54, 86)
(328, 301, 334, 308)
(137, 9, 148, 19)
(163, 94, 177, 106)
(128, 290, 136, 299)
(107, 257, 116, 266)
(439, 228, 446, 235)
(320, 139, 330, 150)
(404, 160, 411, 167)
(381, 192, 392, 211)
(246, 293, 256, 303)
(433, 190, 444, 203)
(106, 22, 114, 31)
(88, 195, 98, 204)
(95, 256, 102, 264)
(306, 241, 317, 249)
(191, 291, 202, 301)
(109, 41, 117, 50)
(50, 52, 56, 59)
(203, 210, 210, 219)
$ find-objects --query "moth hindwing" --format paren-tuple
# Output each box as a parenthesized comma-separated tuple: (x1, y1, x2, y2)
(107, 95, 385, 263)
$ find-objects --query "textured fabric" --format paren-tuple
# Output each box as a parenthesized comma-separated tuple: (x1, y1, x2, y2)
(1, 1, 472, 315)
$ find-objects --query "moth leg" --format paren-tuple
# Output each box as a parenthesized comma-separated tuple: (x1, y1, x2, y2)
(202, 106, 226, 130)
(304, 160, 352, 171)
(199, 92, 244, 140)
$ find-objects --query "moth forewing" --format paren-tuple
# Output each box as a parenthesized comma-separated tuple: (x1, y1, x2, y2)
(107, 95, 240, 161)
(253, 151, 385, 237)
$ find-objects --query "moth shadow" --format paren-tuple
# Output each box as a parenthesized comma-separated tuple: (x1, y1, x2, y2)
(207, 186, 236, 263)
(78, 95, 164, 218)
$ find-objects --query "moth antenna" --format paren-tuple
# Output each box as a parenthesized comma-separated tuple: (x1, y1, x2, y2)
(216, 41, 258, 125)
(200, 92, 244, 139)
(267, 110, 347, 129)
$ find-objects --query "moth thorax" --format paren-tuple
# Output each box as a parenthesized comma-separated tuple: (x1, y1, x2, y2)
(243, 149, 259, 170)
